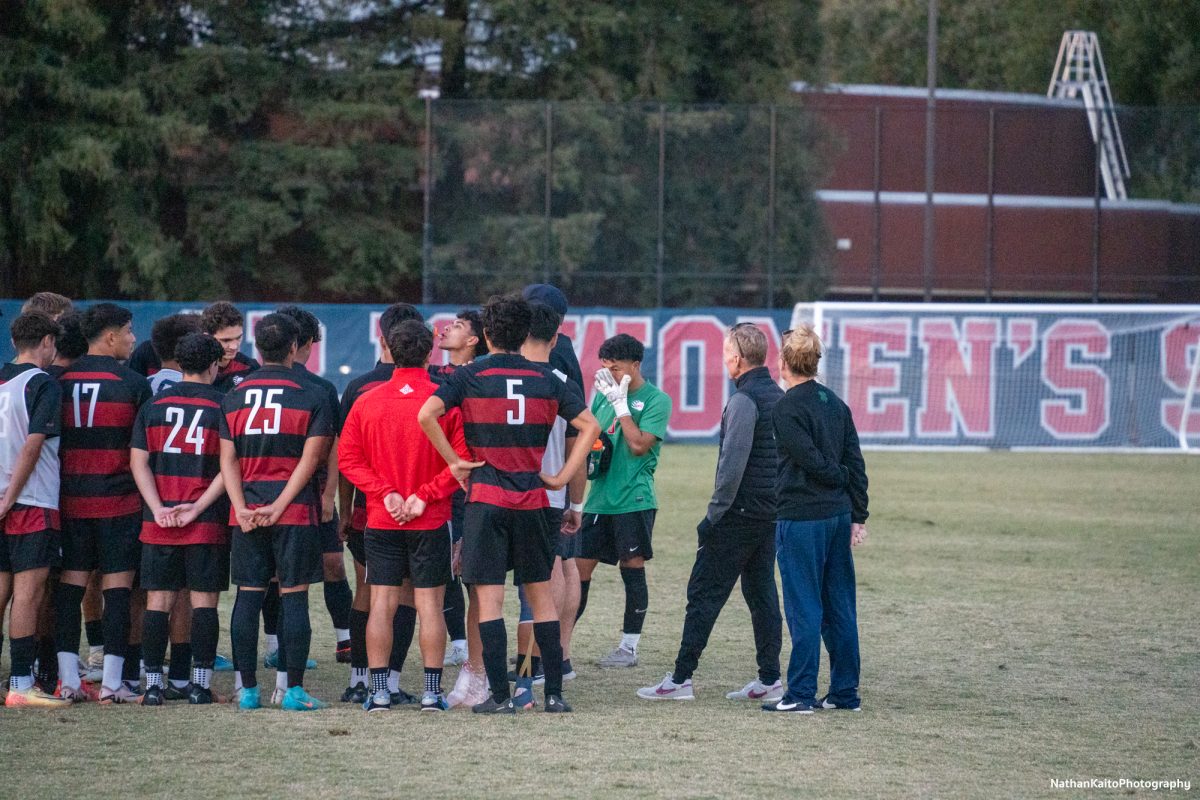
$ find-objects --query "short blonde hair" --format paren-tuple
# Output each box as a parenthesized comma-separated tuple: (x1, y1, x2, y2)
(781, 324, 822, 377)
(726, 322, 767, 366)
(21, 292, 73, 319)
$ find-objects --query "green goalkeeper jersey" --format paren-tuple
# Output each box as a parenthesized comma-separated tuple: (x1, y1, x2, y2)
(583, 380, 672, 515)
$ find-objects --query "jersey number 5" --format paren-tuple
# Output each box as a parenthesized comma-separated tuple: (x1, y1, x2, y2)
(506, 379, 525, 425)
(72, 383, 101, 428)
(163, 407, 207, 455)
(244, 388, 283, 435)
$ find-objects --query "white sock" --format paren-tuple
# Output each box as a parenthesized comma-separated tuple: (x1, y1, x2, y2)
(351, 667, 369, 686)
(146, 672, 164, 689)
(170, 678, 190, 689)
(192, 667, 212, 690)
(234, 672, 243, 691)
(451, 639, 467, 651)
(275, 671, 288, 690)
(58, 653, 81, 689)
(102, 654, 125, 691)
(334, 628, 350, 643)
(620, 633, 641, 652)
(388, 670, 400, 694)
(265, 634, 279, 652)
(11, 673, 34, 691)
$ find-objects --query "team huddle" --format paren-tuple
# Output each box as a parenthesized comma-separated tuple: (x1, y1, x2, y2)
(3, 283, 869, 716)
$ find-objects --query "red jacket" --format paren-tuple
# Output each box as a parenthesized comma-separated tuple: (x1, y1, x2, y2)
(338, 368, 469, 531)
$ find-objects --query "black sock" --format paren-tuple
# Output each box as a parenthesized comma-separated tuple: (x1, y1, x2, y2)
(168, 641, 192, 683)
(142, 610, 170, 674)
(424, 667, 442, 695)
(191, 607, 218, 670)
(231, 588, 265, 689)
(529, 655, 542, 677)
(443, 579, 467, 641)
(262, 582, 280, 636)
(54, 582, 86, 657)
(533, 620, 564, 697)
(478, 619, 510, 702)
(101, 587, 132, 661)
(576, 579, 591, 622)
(281, 591, 312, 688)
(370, 667, 389, 695)
(123, 642, 142, 683)
(324, 578, 352, 636)
(37, 637, 58, 686)
(620, 567, 648, 635)
(10, 635, 36, 682)
(85, 619, 105, 648)
(389, 604, 416, 673)
(349, 608, 369, 671)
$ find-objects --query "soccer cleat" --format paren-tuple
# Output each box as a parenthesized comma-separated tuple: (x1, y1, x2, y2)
(263, 650, 317, 670)
(637, 673, 695, 701)
(188, 685, 215, 705)
(512, 685, 536, 710)
(443, 642, 468, 667)
(364, 690, 391, 713)
(281, 686, 326, 712)
(163, 682, 192, 701)
(420, 691, 449, 712)
(213, 654, 234, 672)
(237, 686, 262, 710)
(471, 695, 516, 715)
(390, 688, 417, 706)
(726, 679, 784, 702)
(597, 646, 638, 668)
(818, 694, 862, 712)
(335, 641, 352, 664)
(761, 698, 815, 714)
(340, 683, 369, 704)
(142, 686, 165, 706)
(5, 685, 71, 708)
(544, 694, 572, 713)
(54, 682, 92, 703)
(98, 683, 142, 705)
(270, 687, 287, 706)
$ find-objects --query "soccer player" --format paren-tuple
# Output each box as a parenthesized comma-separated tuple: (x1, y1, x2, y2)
(638, 323, 784, 702)
(336, 302, 424, 704)
(221, 312, 332, 711)
(147, 314, 203, 394)
(47, 312, 87, 379)
(20, 292, 73, 319)
(418, 293, 599, 714)
(130, 333, 229, 706)
(1, 312, 69, 707)
(55, 303, 153, 703)
(340, 320, 471, 712)
(521, 284, 584, 393)
(201, 302, 260, 394)
(275, 305, 352, 667)
(576, 333, 672, 668)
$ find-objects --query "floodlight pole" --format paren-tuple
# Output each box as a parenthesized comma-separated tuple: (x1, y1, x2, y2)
(923, 0, 937, 303)
(420, 87, 439, 304)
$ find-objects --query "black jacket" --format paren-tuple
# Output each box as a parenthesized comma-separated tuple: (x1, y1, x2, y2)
(708, 366, 783, 522)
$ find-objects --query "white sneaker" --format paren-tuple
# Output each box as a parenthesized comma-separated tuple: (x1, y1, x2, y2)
(270, 687, 287, 705)
(443, 642, 468, 667)
(637, 673, 694, 701)
(726, 679, 784, 702)
(597, 645, 638, 668)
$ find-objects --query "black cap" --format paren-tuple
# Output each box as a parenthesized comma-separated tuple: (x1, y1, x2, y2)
(521, 284, 568, 316)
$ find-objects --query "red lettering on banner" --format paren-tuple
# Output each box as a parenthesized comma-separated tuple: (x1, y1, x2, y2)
(1039, 320, 1111, 440)
(735, 315, 783, 383)
(917, 318, 1000, 437)
(657, 316, 727, 438)
(1159, 322, 1200, 437)
(561, 315, 652, 402)
(247, 310, 326, 375)
(839, 318, 911, 437)
(1006, 318, 1038, 368)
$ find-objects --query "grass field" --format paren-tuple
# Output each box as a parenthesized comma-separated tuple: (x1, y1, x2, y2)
(5, 448, 1199, 799)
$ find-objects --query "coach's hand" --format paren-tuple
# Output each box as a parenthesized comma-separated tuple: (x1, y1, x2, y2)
(594, 368, 632, 418)
(851, 523, 868, 547)
(384, 492, 408, 524)
(234, 507, 260, 533)
(561, 509, 582, 535)
(0, 496, 13, 521)
(450, 458, 485, 490)
(403, 494, 426, 522)
(320, 496, 336, 524)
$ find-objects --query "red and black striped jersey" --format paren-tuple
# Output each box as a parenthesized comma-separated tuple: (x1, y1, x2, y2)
(131, 382, 227, 545)
(219, 365, 334, 526)
(213, 351, 260, 394)
(58, 354, 152, 518)
(338, 361, 394, 531)
(433, 353, 586, 510)
(427, 362, 461, 384)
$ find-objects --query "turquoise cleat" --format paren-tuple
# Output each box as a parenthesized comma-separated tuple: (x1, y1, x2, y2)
(213, 654, 234, 672)
(281, 686, 326, 712)
(263, 650, 317, 670)
(237, 686, 262, 710)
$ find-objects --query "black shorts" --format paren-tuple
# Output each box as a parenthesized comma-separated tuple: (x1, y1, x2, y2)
(231, 525, 322, 589)
(61, 514, 142, 574)
(320, 514, 343, 554)
(346, 528, 366, 566)
(461, 503, 554, 586)
(0, 530, 60, 573)
(579, 510, 656, 565)
(141, 543, 229, 593)
(365, 525, 451, 589)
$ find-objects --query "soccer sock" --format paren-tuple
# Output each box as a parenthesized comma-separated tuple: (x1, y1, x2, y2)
(349, 607, 369, 678)
(123, 642, 142, 684)
(324, 578, 352, 643)
(231, 588, 264, 689)
(562, 658, 573, 676)
(370, 667, 389, 696)
(621, 632, 642, 652)
(100, 588, 132, 688)
(274, 600, 288, 683)
(389, 604, 416, 674)
(37, 636, 58, 687)
(388, 670, 401, 694)
(168, 642, 192, 686)
(191, 607, 218, 690)
(262, 582, 280, 636)
(620, 566, 648, 637)
(281, 591, 312, 689)
(54, 582, 86, 688)
(10, 635, 36, 691)
(142, 610, 170, 688)
(85, 619, 105, 649)
(424, 667, 442, 695)
(102, 655, 125, 691)
(575, 579, 590, 622)
(478, 619, 510, 702)
(533, 621, 564, 697)
(443, 579, 467, 642)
